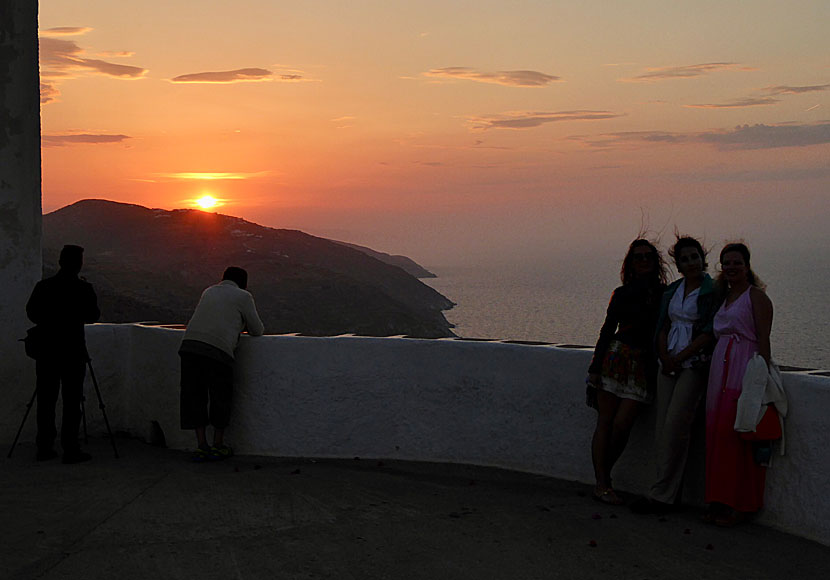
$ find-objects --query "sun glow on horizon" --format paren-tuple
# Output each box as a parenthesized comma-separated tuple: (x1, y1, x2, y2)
(195, 195, 221, 209)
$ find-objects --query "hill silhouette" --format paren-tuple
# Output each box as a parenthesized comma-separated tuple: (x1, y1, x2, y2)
(334, 241, 436, 278)
(42, 200, 455, 338)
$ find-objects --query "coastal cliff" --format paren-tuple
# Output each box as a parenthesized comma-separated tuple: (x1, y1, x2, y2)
(42, 199, 455, 338)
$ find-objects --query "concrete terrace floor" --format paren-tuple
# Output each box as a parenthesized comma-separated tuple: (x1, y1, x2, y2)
(2, 438, 828, 580)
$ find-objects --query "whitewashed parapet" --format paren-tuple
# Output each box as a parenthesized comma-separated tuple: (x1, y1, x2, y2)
(77, 324, 830, 546)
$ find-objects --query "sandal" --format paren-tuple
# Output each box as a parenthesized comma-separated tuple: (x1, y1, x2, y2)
(593, 486, 623, 505)
(715, 510, 751, 527)
(210, 444, 234, 460)
(192, 447, 211, 463)
(702, 503, 728, 524)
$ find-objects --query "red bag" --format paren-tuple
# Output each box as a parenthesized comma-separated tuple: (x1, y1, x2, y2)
(740, 404, 782, 441)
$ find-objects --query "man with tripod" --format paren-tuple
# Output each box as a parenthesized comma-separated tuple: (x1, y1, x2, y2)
(26, 244, 100, 463)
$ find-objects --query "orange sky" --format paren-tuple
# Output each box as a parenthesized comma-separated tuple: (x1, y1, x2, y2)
(38, 1, 830, 266)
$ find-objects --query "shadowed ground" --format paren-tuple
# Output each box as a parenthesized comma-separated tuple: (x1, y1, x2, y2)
(2, 438, 827, 579)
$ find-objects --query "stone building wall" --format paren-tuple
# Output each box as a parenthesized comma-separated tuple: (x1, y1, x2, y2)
(0, 1, 42, 433)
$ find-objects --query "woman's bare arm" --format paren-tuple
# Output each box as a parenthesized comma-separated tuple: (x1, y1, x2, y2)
(750, 286, 773, 365)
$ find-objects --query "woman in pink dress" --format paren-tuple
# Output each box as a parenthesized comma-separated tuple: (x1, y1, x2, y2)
(705, 243, 774, 526)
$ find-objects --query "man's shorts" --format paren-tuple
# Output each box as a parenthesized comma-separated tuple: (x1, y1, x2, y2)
(179, 351, 234, 429)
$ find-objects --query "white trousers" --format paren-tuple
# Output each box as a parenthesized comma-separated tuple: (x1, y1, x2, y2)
(649, 367, 707, 504)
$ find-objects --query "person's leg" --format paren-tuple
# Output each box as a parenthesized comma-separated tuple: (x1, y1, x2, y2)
(180, 353, 210, 450)
(653, 371, 677, 453)
(35, 360, 60, 457)
(608, 398, 643, 471)
(592, 390, 620, 490)
(59, 359, 87, 456)
(650, 368, 706, 504)
(194, 426, 208, 449)
(208, 360, 233, 456)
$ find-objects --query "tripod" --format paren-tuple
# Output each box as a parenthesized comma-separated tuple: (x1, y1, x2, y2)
(7, 358, 119, 459)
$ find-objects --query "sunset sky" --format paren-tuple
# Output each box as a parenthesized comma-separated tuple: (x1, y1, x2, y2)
(39, 1, 830, 267)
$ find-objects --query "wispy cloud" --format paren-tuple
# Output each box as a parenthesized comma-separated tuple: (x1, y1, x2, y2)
(40, 82, 60, 104)
(97, 50, 136, 58)
(684, 82, 830, 109)
(40, 27, 93, 37)
(620, 62, 754, 83)
(700, 122, 830, 149)
(40, 37, 147, 80)
(686, 96, 780, 109)
(763, 83, 830, 95)
(671, 166, 830, 183)
(170, 68, 274, 83)
(331, 116, 356, 129)
(573, 121, 830, 150)
(424, 67, 560, 87)
(469, 110, 624, 131)
(152, 172, 269, 181)
(42, 133, 130, 146)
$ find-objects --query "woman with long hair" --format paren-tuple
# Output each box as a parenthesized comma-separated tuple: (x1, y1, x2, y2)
(630, 236, 718, 514)
(587, 239, 667, 504)
(704, 242, 773, 526)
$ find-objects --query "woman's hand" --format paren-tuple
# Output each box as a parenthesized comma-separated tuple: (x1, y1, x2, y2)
(661, 355, 680, 376)
(587, 373, 602, 388)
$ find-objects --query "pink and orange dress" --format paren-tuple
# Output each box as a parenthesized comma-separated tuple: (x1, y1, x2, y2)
(705, 287, 766, 512)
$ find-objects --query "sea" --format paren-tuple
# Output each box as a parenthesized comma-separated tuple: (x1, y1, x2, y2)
(424, 254, 830, 371)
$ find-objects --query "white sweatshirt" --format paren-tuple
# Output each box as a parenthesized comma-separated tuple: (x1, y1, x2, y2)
(183, 280, 264, 359)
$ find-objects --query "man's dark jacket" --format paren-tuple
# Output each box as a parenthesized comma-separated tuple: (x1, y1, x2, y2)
(26, 270, 100, 360)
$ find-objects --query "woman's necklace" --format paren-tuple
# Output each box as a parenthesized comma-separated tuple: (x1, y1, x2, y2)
(726, 282, 749, 306)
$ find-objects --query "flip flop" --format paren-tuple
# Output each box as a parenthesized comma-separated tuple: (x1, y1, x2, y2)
(593, 487, 623, 505)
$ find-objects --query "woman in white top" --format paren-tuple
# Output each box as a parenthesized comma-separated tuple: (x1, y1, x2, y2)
(631, 236, 719, 514)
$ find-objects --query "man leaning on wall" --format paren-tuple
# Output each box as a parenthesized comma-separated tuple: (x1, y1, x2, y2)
(179, 266, 264, 462)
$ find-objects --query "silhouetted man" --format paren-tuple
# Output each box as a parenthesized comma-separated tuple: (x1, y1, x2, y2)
(179, 266, 264, 461)
(26, 244, 100, 463)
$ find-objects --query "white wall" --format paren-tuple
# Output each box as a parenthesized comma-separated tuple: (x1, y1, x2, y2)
(70, 324, 830, 546)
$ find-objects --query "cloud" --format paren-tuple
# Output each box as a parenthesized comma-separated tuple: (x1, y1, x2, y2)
(40, 27, 93, 37)
(699, 122, 830, 149)
(470, 110, 624, 131)
(40, 82, 60, 104)
(763, 83, 830, 95)
(42, 133, 130, 146)
(686, 96, 780, 109)
(152, 172, 269, 181)
(672, 166, 830, 183)
(170, 68, 273, 83)
(40, 37, 146, 79)
(97, 50, 136, 58)
(424, 67, 560, 87)
(684, 83, 830, 109)
(621, 62, 754, 83)
(80, 58, 147, 77)
(573, 121, 830, 150)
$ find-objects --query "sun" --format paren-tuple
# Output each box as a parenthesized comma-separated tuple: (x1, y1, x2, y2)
(195, 195, 220, 209)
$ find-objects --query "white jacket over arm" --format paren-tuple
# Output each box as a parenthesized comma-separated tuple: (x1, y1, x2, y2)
(735, 354, 788, 454)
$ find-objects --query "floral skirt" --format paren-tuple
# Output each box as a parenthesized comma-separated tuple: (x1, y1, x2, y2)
(598, 340, 652, 403)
